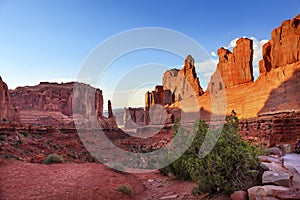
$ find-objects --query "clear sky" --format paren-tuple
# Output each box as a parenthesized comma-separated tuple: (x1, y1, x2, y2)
(0, 0, 299, 109)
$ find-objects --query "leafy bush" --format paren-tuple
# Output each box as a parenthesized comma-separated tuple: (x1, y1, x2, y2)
(161, 111, 260, 194)
(117, 185, 132, 196)
(43, 154, 64, 164)
(0, 135, 5, 141)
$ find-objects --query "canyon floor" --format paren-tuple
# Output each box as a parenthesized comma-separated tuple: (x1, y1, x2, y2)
(0, 159, 232, 200)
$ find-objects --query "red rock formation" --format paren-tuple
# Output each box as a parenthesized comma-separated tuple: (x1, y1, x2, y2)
(213, 38, 254, 88)
(0, 76, 19, 122)
(259, 41, 272, 74)
(124, 107, 145, 128)
(10, 82, 117, 129)
(259, 14, 300, 73)
(163, 55, 204, 101)
(145, 86, 173, 108)
(144, 86, 173, 125)
(108, 100, 113, 118)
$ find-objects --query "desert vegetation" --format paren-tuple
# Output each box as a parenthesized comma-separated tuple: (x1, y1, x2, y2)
(161, 111, 260, 194)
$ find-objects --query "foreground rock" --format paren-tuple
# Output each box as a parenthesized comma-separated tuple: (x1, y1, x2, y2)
(230, 190, 248, 200)
(248, 185, 290, 200)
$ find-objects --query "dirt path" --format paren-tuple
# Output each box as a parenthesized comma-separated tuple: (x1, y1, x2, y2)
(0, 160, 201, 200)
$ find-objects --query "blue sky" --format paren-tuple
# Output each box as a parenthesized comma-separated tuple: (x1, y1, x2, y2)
(0, 0, 299, 108)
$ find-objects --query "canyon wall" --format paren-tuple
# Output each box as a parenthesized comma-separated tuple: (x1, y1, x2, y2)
(259, 14, 300, 73)
(211, 38, 254, 88)
(124, 107, 145, 128)
(9, 82, 117, 129)
(163, 55, 204, 101)
(0, 77, 19, 123)
(124, 14, 300, 147)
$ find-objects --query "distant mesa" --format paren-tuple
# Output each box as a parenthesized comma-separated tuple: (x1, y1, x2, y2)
(8, 81, 117, 129)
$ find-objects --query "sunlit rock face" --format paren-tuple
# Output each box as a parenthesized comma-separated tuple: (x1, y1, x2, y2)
(162, 55, 204, 101)
(209, 38, 254, 89)
(9, 82, 117, 129)
(259, 14, 300, 73)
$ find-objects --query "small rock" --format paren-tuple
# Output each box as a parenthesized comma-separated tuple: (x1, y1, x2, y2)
(148, 179, 154, 183)
(267, 147, 283, 157)
(198, 193, 209, 200)
(230, 190, 248, 200)
(167, 172, 175, 179)
(259, 156, 282, 164)
(159, 194, 178, 200)
(164, 192, 175, 196)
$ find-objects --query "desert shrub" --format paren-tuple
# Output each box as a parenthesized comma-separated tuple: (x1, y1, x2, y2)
(43, 154, 64, 164)
(0, 135, 5, 141)
(117, 185, 132, 196)
(20, 131, 29, 137)
(161, 111, 260, 194)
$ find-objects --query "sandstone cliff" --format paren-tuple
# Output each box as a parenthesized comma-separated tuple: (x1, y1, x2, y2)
(209, 38, 254, 89)
(9, 82, 117, 129)
(259, 14, 300, 74)
(163, 55, 204, 101)
(0, 77, 19, 122)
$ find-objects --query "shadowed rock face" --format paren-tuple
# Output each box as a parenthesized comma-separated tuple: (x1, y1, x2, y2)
(0, 77, 19, 122)
(259, 14, 300, 73)
(9, 82, 117, 129)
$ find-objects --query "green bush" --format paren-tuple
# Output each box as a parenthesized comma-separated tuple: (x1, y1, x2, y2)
(117, 185, 132, 196)
(161, 111, 260, 194)
(43, 154, 64, 164)
(0, 135, 5, 141)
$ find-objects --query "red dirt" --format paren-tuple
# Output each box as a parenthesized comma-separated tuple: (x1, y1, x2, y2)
(0, 159, 202, 200)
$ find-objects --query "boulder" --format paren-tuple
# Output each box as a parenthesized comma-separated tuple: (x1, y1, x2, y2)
(230, 190, 248, 200)
(267, 147, 283, 157)
(273, 188, 300, 200)
(248, 185, 290, 200)
(259, 156, 282, 164)
(261, 162, 293, 187)
(262, 171, 291, 187)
